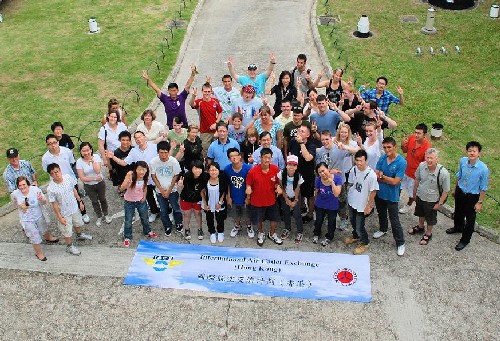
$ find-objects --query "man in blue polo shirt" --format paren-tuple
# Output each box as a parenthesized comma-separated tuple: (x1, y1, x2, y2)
(446, 141, 489, 251)
(227, 53, 276, 96)
(373, 137, 407, 256)
(207, 121, 240, 170)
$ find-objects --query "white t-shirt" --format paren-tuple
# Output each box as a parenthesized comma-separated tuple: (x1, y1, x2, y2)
(47, 174, 79, 217)
(278, 170, 304, 198)
(347, 166, 379, 212)
(42, 146, 76, 178)
(76, 154, 103, 185)
(213, 87, 241, 120)
(363, 130, 384, 171)
(150, 156, 181, 193)
(231, 97, 263, 126)
(136, 121, 166, 142)
(98, 122, 128, 151)
(11, 186, 44, 222)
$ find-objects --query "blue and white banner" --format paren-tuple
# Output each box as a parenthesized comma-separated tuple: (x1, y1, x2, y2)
(124, 241, 371, 302)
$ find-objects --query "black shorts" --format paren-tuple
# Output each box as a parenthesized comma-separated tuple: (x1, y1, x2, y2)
(414, 196, 438, 226)
(249, 203, 280, 225)
(300, 177, 315, 198)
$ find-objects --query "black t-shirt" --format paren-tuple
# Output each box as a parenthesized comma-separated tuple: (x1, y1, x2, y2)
(180, 172, 208, 203)
(58, 134, 75, 150)
(182, 136, 203, 171)
(111, 147, 132, 186)
(341, 96, 361, 111)
(271, 85, 298, 116)
(348, 111, 389, 142)
(289, 139, 316, 180)
(239, 141, 259, 164)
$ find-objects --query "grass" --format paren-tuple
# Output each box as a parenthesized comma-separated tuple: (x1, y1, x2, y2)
(317, 0, 499, 229)
(0, 0, 197, 204)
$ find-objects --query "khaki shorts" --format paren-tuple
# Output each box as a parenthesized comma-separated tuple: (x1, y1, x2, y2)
(57, 211, 84, 238)
(401, 174, 415, 198)
(200, 133, 214, 156)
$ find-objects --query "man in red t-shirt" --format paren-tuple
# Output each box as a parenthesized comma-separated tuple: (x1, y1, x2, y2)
(399, 123, 431, 214)
(189, 82, 223, 155)
(245, 148, 283, 246)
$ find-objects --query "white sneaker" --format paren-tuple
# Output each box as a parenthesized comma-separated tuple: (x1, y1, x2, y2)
(373, 230, 387, 239)
(257, 232, 265, 246)
(104, 215, 112, 224)
(148, 213, 157, 223)
(247, 225, 255, 238)
(210, 233, 217, 244)
(397, 244, 406, 256)
(95, 217, 102, 227)
(312, 235, 319, 244)
(230, 225, 240, 238)
(399, 203, 413, 214)
(66, 244, 81, 255)
(82, 214, 90, 224)
(338, 219, 349, 231)
(218, 233, 224, 243)
(76, 232, 93, 241)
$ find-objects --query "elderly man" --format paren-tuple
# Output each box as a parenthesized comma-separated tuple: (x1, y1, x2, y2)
(409, 148, 450, 245)
(361, 76, 404, 115)
(227, 53, 276, 96)
(3, 148, 37, 193)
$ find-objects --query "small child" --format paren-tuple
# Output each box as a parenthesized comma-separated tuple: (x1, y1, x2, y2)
(228, 113, 246, 144)
(120, 161, 158, 247)
(278, 155, 305, 245)
(201, 162, 229, 244)
(313, 162, 342, 246)
(178, 160, 208, 241)
(239, 127, 259, 165)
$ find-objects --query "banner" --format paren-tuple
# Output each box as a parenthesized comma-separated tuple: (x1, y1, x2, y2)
(124, 241, 371, 302)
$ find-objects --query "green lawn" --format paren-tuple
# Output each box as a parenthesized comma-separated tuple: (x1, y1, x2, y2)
(318, 0, 499, 229)
(0, 0, 197, 202)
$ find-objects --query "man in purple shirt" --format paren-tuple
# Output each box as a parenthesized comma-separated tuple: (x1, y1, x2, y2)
(142, 65, 197, 128)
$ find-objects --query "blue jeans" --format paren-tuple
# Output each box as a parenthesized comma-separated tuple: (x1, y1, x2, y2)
(124, 200, 151, 239)
(313, 206, 337, 240)
(156, 192, 183, 231)
(349, 205, 369, 245)
(375, 196, 405, 246)
(279, 196, 303, 233)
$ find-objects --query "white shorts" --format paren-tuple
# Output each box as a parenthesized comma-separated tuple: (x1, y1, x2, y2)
(401, 175, 415, 198)
(57, 212, 84, 238)
(23, 216, 48, 244)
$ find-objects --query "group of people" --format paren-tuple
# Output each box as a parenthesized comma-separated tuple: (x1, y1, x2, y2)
(3, 53, 489, 261)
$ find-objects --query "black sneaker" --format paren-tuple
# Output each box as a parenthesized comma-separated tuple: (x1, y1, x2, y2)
(184, 229, 191, 240)
(176, 224, 184, 233)
(165, 228, 172, 237)
(197, 228, 204, 240)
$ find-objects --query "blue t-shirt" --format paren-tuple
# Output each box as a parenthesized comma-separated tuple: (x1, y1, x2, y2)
(376, 154, 407, 202)
(224, 163, 252, 205)
(238, 73, 267, 96)
(310, 110, 341, 136)
(314, 174, 342, 210)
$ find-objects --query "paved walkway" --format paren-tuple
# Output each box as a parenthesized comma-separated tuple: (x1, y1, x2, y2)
(1, 1, 499, 340)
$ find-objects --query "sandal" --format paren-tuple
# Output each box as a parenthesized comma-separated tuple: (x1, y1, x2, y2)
(420, 234, 432, 245)
(408, 225, 425, 235)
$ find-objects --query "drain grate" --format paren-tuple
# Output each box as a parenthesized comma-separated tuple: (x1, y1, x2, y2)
(400, 15, 420, 23)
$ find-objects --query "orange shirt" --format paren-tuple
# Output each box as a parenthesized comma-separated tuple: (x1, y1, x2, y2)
(404, 135, 431, 178)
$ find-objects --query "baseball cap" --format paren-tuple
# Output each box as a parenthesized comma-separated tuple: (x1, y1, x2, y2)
(286, 155, 299, 165)
(6, 148, 18, 158)
(247, 64, 258, 70)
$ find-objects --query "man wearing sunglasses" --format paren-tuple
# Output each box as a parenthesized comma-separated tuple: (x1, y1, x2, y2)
(227, 53, 276, 96)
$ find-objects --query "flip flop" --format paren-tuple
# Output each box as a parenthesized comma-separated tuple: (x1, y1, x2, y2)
(408, 225, 425, 235)
(35, 255, 47, 261)
(45, 238, 59, 244)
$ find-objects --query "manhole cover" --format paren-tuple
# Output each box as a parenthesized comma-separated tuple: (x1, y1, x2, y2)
(400, 15, 419, 23)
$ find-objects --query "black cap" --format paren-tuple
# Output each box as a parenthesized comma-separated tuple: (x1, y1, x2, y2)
(6, 148, 18, 158)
